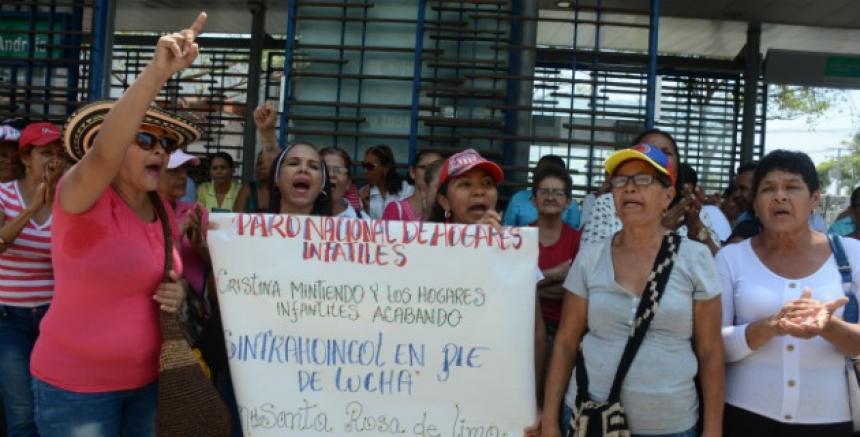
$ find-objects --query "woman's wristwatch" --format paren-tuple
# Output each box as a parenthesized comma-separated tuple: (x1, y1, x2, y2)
(693, 226, 710, 242)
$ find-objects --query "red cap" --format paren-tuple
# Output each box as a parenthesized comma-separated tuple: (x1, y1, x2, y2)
(19, 122, 61, 150)
(438, 148, 504, 185)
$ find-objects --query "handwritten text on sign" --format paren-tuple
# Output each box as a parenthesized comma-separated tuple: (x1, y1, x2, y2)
(208, 214, 538, 437)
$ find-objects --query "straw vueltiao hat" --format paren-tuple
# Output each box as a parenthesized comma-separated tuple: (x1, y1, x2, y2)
(63, 100, 203, 161)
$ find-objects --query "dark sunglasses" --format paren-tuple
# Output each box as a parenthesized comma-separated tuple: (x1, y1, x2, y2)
(135, 131, 179, 153)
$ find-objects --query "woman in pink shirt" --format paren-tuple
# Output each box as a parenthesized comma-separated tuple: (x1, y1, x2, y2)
(382, 149, 444, 222)
(29, 13, 206, 437)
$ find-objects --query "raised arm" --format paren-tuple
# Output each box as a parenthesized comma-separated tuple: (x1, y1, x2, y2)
(59, 12, 207, 214)
(253, 101, 280, 158)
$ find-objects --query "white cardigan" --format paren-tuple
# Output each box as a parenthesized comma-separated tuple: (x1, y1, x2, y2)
(717, 237, 860, 424)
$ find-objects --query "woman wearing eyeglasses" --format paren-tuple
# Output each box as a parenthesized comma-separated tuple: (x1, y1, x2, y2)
(29, 13, 206, 436)
(538, 145, 724, 437)
(359, 144, 413, 219)
(382, 149, 444, 222)
(531, 164, 581, 346)
(321, 147, 367, 219)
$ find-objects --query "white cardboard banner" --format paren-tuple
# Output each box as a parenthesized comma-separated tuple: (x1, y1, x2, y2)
(208, 213, 538, 437)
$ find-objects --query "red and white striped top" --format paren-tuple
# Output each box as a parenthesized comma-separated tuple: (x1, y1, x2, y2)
(0, 181, 53, 307)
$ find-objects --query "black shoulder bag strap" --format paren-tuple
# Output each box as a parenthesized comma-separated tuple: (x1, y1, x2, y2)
(576, 232, 682, 404)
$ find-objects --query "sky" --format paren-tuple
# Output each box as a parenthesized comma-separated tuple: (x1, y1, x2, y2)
(765, 89, 860, 166)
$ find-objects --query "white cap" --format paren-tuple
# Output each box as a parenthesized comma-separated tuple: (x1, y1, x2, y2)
(0, 125, 20, 142)
(168, 150, 200, 169)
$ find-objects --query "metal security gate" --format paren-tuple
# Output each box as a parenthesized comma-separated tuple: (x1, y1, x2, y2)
(0, 0, 94, 124)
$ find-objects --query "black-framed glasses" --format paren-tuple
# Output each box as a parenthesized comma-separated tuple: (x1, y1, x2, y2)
(535, 188, 567, 198)
(135, 131, 178, 153)
(609, 173, 659, 189)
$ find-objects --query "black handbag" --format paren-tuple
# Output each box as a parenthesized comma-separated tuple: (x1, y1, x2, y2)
(569, 232, 681, 437)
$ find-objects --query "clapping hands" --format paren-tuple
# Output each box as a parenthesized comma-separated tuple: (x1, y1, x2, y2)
(773, 288, 848, 339)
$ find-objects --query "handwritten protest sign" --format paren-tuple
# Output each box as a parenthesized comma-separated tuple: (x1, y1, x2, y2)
(207, 213, 539, 437)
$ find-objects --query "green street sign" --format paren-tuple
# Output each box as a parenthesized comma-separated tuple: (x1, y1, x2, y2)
(825, 56, 860, 79)
(0, 18, 63, 59)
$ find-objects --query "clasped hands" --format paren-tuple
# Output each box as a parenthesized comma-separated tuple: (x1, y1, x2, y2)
(771, 287, 849, 339)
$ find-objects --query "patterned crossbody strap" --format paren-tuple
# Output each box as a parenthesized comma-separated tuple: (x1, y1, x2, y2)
(829, 233, 858, 323)
(607, 232, 681, 403)
(575, 232, 681, 404)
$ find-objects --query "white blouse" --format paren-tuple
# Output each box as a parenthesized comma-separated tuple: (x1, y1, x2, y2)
(717, 237, 860, 424)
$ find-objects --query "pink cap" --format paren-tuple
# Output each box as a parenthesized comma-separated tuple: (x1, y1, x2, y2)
(167, 150, 200, 169)
(438, 148, 504, 185)
(19, 122, 61, 150)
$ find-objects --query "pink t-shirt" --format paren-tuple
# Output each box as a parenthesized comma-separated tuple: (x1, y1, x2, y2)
(31, 186, 181, 392)
(382, 199, 419, 222)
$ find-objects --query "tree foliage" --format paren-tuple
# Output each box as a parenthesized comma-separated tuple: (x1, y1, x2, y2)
(768, 85, 846, 125)
(817, 132, 860, 195)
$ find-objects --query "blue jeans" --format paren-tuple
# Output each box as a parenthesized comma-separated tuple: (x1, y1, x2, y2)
(32, 378, 157, 437)
(0, 304, 48, 437)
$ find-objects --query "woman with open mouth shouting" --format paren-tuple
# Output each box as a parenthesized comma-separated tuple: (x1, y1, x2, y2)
(428, 148, 547, 428)
(538, 144, 724, 437)
(29, 12, 207, 436)
(268, 141, 332, 216)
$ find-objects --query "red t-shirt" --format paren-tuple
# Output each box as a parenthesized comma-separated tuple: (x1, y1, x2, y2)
(536, 223, 581, 324)
(31, 185, 181, 392)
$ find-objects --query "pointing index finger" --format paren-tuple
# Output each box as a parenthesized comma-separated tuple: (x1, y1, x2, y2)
(188, 11, 208, 39)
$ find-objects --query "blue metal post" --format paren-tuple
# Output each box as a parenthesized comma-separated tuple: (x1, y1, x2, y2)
(407, 0, 427, 165)
(585, 1, 601, 190)
(644, 0, 660, 128)
(279, 0, 299, 149)
(88, 0, 111, 100)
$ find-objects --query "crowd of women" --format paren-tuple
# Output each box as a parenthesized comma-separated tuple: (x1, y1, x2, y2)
(1, 12, 860, 437)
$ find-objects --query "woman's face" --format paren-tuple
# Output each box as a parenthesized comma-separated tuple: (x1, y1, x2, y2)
(363, 151, 386, 187)
(323, 153, 350, 205)
(209, 156, 233, 185)
(438, 168, 498, 225)
(411, 153, 443, 193)
(639, 133, 678, 168)
(611, 160, 674, 227)
(21, 142, 66, 182)
(158, 166, 188, 202)
(533, 176, 570, 217)
(118, 125, 170, 193)
(753, 170, 818, 234)
(278, 144, 324, 213)
(0, 142, 21, 182)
